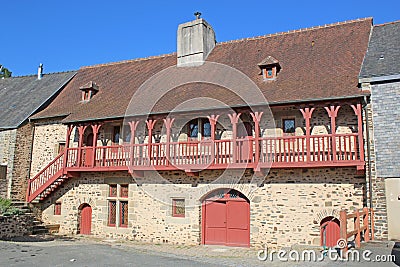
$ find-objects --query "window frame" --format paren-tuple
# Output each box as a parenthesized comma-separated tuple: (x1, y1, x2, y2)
(108, 200, 117, 227)
(107, 184, 129, 228)
(186, 118, 211, 140)
(172, 198, 185, 218)
(282, 118, 296, 135)
(263, 67, 276, 80)
(119, 201, 128, 227)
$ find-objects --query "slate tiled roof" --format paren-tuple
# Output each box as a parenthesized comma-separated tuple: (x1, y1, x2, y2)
(359, 20, 400, 80)
(31, 18, 372, 123)
(0, 71, 76, 129)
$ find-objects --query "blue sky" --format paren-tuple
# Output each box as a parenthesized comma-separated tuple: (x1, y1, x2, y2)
(2, 0, 399, 76)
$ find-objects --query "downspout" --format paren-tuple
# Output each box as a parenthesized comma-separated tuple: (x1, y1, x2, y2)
(363, 96, 373, 210)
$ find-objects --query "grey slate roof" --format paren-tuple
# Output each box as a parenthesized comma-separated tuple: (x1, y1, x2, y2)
(0, 71, 76, 129)
(359, 21, 400, 81)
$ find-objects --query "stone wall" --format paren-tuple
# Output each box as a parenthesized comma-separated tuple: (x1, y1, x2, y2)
(30, 122, 67, 177)
(371, 81, 400, 177)
(0, 129, 17, 198)
(10, 122, 34, 201)
(0, 213, 34, 240)
(370, 80, 400, 240)
(40, 167, 365, 248)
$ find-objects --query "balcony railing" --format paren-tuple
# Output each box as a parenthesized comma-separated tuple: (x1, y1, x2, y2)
(64, 133, 363, 171)
(27, 133, 364, 202)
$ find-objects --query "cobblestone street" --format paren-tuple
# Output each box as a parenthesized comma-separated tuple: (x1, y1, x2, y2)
(0, 236, 398, 267)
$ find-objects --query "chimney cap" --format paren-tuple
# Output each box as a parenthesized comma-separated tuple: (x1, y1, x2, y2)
(194, 11, 201, 19)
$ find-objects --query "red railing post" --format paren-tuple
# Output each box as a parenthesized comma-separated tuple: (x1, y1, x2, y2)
(363, 207, 370, 242)
(228, 113, 241, 163)
(146, 120, 157, 165)
(300, 108, 315, 162)
(351, 104, 364, 162)
(77, 125, 87, 167)
(339, 210, 348, 257)
(371, 208, 375, 240)
(325, 106, 340, 161)
(163, 118, 175, 165)
(128, 121, 139, 167)
(355, 209, 361, 248)
(250, 112, 263, 168)
(63, 125, 73, 172)
(207, 115, 220, 165)
(91, 124, 102, 168)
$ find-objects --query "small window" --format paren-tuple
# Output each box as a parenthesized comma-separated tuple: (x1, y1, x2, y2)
(172, 199, 185, 217)
(120, 184, 129, 198)
(57, 142, 66, 154)
(54, 203, 61, 215)
(109, 184, 117, 197)
(188, 119, 199, 138)
(186, 118, 212, 139)
(108, 201, 117, 226)
(263, 67, 276, 80)
(120, 201, 128, 227)
(283, 119, 295, 134)
(0, 165, 7, 182)
(202, 121, 211, 138)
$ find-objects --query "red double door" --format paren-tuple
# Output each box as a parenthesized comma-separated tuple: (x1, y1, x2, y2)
(203, 195, 250, 247)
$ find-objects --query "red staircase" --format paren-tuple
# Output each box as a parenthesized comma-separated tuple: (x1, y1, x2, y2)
(26, 152, 67, 203)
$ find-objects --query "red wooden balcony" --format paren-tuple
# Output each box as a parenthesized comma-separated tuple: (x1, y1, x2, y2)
(27, 105, 366, 202)
(64, 133, 363, 170)
(27, 133, 364, 202)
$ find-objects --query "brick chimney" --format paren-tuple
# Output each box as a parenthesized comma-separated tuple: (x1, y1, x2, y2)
(177, 13, 216, 67)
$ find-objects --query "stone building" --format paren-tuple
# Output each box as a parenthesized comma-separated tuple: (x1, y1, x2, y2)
(27, 17, 373, 248)
(359, 21, 400, 240)
(0, 67, 76, 200)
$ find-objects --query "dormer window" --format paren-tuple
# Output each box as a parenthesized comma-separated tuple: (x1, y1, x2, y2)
(263, 67, 276, 79)
(79, 81, 99, 102)
(258, 56, 281, 81)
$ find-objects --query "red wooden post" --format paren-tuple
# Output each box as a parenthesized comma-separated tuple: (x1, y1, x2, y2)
(325, 106, 340, 161)
(128, 121, 139, 167)
(91, 124, 102, 168)
(63, 125, 74, 171)
(146, 120, 157, 164)
(163, 118, 175, 165)
(339, 210, 348, 257)
(371, 208, 375, 240)
(207, 115, 220, 165)
(351, 104, 365, 162)
(250, 112, 263, 168)
(300, 108, 315, 162)
(77, 125, 87, 167)
(228, 113, 241, 163)
(355, 209, 361, 248)
(363, 207, 370, 242)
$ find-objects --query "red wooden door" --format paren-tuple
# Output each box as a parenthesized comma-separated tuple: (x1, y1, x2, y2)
(204, 201, 227, 245)
(203, 192, 250, 247)
(80, 204, 92, 235)
(226, 200, 250, 246)
(321, 220, 340, 247)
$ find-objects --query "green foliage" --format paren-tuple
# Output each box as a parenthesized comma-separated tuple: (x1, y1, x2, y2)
(0, 197, 20, 216)
(0, 64, 12, 78)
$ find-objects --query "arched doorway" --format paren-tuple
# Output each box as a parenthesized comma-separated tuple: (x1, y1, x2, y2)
(320, 216, 340, 247)
(78, 203, 92, 235)
(201, 189, 250, 247)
